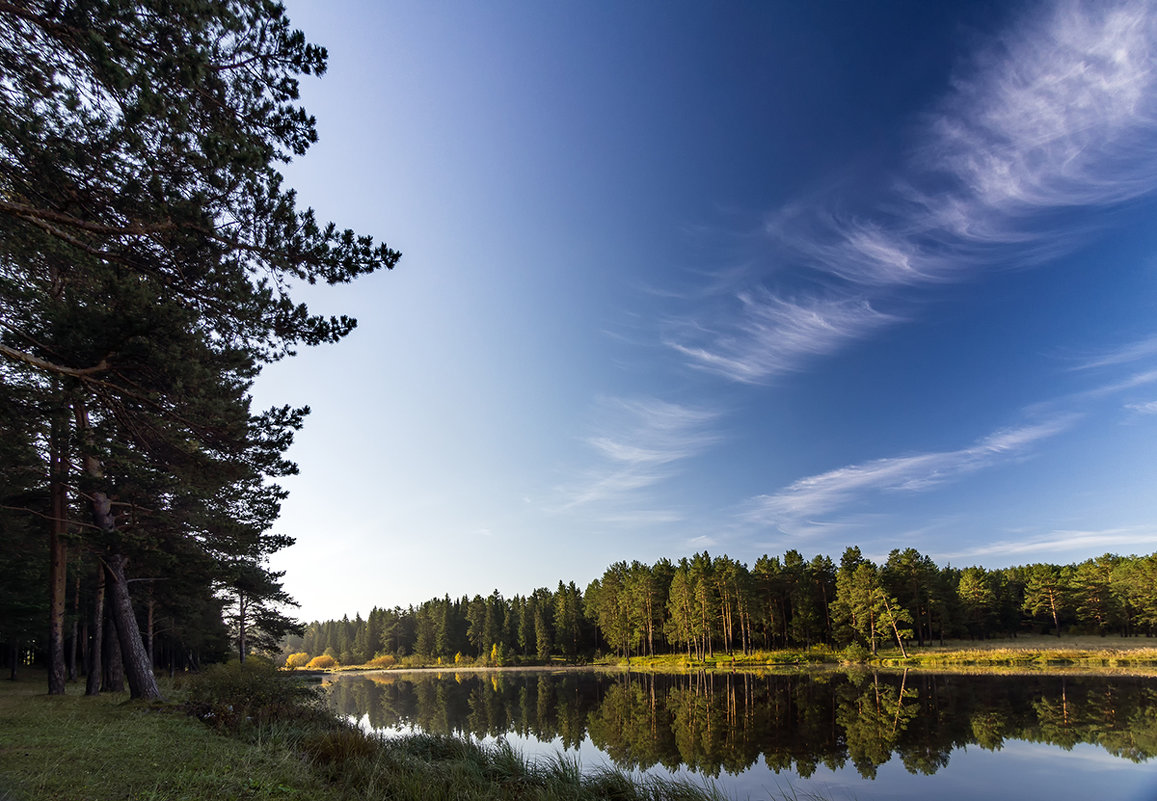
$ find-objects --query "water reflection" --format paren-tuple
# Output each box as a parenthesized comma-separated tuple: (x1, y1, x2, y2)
(325, 669, 1157, 781)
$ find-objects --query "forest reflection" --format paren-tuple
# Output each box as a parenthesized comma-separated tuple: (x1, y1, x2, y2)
(324, 670, 1157, 780)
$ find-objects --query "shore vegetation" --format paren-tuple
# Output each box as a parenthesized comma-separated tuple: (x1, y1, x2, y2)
(0, 662, 732, 801)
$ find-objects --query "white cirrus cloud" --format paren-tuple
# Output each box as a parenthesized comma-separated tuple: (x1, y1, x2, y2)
(667, 290, 899, 384)
(942, 525, 1157, 562)
(744, 416, 1077, 526)
(671, 1, 1157, 383)
(927, 1, 1157, 222)
(1125, 400, 1157, 414)
(558, 396, 721, 512)
(1071, 335, 1157, 370)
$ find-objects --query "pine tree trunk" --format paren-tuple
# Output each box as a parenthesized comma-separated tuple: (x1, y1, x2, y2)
(47, 411, 68, 695)
(47, 520, 67, 694)
(146, 586, 155, 667)
(74, 402, 162, 700)
(86, 566, 104, 696)
(67, 569, 80, 681)
(102, 605, 124, 693)
(105, 554, 162, 699)
(238, 592, 247, 664)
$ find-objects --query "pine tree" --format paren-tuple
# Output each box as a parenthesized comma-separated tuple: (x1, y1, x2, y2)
(0, 1, 398, 697)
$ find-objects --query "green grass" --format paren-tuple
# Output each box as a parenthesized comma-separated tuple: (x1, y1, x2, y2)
(590, 635, 1157, 673)
(0, 665, 734, 801)
(593, 648, 839, 672)
(867, 635, 1157, 670)
(0, 671, 336, 801)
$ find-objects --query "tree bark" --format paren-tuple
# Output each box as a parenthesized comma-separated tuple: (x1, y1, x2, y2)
(105, 554, 162, 699)
(47, 518, 67, 693)
(102, 603, 124, 693)
(47, 403, 68, 695)
(67, 567, 80, 681)
(237, 591, 247, 664)
(73, 401, 162, 700)
(146, 584, 155, 667)
(85, 565, 104, 696)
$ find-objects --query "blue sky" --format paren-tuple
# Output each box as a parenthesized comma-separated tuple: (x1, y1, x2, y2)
(254, 0, 1157, 622)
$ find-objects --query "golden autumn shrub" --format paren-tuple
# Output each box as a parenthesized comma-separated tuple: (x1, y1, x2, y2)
(365, 653, 396, 668)
(305, 654, 338, 669)
(284, 652, 311, 668)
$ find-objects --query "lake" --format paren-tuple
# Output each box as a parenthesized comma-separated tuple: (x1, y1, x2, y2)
(323, 668, 1157, 800)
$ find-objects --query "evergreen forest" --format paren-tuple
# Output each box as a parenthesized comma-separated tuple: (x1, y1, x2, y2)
(289, 548, 1157, 667)
(0, 1, 397, 695)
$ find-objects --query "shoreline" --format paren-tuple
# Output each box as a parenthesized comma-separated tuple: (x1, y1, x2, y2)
(297, 643, 1157, 680)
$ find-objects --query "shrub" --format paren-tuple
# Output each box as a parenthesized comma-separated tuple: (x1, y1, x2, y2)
(839, 643, 870, 664)
(285, 652, 311, 668)
(183, 661, 325, 733)
(305, 654, 338, 670)
(365, 653, 396, 669)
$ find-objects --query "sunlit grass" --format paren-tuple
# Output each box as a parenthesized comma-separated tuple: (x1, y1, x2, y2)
(854, 635, 1157, 674)
(0, 671, 337, 801)
(297, 635, 1157, 676)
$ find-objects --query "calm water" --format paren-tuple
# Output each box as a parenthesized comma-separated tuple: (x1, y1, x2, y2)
(324, 668, 1157, 800)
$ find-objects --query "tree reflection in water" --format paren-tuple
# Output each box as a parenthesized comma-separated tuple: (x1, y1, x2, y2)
(324, 670, 1157, 780)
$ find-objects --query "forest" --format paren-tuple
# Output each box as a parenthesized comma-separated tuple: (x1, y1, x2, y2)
(289, 548, 1157, 667)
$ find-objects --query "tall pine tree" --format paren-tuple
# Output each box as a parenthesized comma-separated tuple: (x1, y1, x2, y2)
(0, 0, 398, 697)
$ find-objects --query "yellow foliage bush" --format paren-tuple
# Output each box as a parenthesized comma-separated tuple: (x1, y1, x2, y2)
(365, 653, 396, 668)
(284, 652, 311, 668)
(305, 654, 338, 670)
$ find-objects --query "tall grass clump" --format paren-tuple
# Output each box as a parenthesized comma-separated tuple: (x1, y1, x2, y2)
(355, 734, 733, 801)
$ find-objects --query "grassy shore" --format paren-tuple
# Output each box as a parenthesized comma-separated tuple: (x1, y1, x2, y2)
(0, 664, 730, 801)
(0, 670, 340, 801)
(309, 635, 1157, 676)
(600, 635, 1157, 673)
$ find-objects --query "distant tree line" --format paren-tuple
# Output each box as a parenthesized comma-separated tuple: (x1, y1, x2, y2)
(290, 548, 1157, 665)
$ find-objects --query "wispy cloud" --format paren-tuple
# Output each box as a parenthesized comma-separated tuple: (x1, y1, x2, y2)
(942, 525, 1157, 562)
(926, 1, 1157, 223)
(669, 0, 1157, 382)
(744, 416, 1076, 526)
(557, 396, 720, 514)
(667, 291, 898, 383)
(1071, 335, 1157, 370)
(1125, 400, 1157, 414)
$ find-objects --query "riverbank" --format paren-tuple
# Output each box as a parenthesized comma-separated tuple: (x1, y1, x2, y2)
(0, 665, 731, 801)
(301, 635, 1157, 677)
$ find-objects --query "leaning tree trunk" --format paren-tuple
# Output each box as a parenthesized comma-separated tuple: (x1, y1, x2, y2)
(74, 401, 162, 700)
(880, 594, 909, 659)
(105, 554, 162, 699)
(102, 603, 124, 693)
